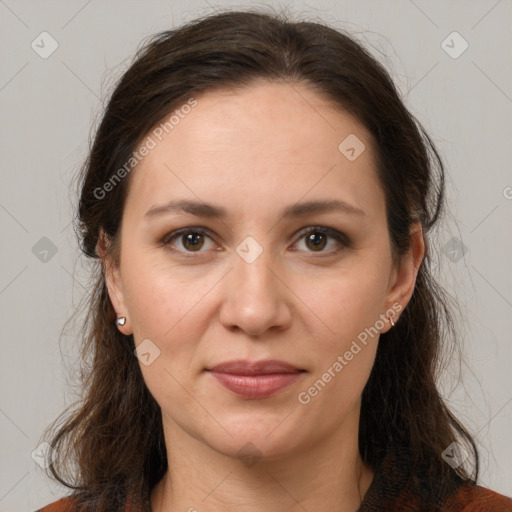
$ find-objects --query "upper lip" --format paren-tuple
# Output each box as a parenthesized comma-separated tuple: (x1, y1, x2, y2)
(207, 359, 304, 375)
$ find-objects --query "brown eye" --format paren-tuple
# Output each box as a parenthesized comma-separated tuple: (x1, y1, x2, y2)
(162, 228, 217, 254)
(293, 227, 348, 255)
(181, 232, 205, 251)
(304, 231, 328, 251)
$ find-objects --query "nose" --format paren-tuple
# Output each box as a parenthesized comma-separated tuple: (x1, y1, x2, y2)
(218, 246, 292, 337)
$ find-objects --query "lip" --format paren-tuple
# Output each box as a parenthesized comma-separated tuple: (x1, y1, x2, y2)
(206, 359, 305, 399)
(207, 359, 303, 375)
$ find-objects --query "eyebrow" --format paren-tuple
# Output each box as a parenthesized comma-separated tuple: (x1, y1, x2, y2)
(144, 199, 366, 220)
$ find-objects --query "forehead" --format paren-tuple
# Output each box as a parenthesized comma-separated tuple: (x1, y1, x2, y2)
(124, 81, 384, 221)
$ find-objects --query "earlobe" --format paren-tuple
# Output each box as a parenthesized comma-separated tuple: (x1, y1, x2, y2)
(97, 229, 133, 335)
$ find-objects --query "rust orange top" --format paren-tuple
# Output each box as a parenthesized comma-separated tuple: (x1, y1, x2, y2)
(36, 482, 512, 511)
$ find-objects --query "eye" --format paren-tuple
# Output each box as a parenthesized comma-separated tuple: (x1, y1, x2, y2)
(161, 228, 218, 254)
(160, 226, 348, 256)
(292, 226, 348, 255)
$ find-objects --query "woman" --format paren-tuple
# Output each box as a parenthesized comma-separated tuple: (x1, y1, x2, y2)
(37, 8, 512, 512)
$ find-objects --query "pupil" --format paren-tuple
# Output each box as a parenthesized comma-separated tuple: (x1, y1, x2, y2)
(307, 232, 326, 251)
(184, 233, 203, 250)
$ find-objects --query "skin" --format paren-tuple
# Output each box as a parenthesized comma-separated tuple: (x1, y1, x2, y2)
(99, 81, 424, 512)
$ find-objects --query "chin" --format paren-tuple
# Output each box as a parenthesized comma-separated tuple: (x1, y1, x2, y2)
(199, 412, 309, 463)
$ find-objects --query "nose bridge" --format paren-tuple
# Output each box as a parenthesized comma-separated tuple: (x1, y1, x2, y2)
(219, 235, 291, 335)
(235, 240, 275, 291)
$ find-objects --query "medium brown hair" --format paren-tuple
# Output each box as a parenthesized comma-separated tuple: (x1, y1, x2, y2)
(42, 7, 478, 511)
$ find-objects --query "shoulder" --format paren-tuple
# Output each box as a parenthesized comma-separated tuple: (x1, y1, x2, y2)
(35, 496, 76, 512)
(443, 483, 512, 511)
(35, 494, 142, 512)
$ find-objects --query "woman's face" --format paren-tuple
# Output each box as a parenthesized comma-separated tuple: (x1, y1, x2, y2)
(104, 81, 421, 461)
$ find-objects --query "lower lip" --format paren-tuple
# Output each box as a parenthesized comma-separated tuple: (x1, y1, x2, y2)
(208, 371, 303, 399)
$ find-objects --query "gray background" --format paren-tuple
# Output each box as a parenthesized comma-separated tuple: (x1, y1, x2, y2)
(0, 0, 511, 510)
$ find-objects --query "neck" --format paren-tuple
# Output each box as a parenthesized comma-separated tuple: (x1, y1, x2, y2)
(151, 411, 374, 512)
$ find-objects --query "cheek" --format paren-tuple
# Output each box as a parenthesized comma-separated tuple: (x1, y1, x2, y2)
(297, 340, 377, 428)
(122, 256, 220, 350)
(295, 274, 383, 415)
(124, 266, 212, 396)
(300, 264, 390, 339)
(292, 262, 388, 399)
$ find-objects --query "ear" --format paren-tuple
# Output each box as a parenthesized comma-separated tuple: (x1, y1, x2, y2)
(97, 229, 133, 335)
(381, 222, 425, 333)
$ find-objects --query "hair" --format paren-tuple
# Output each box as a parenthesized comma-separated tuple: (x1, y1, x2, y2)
(41, 7, 479, 511)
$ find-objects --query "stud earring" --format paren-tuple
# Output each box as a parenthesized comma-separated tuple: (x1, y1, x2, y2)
(390, 317, 395, 327)
(116, 316, 126, 326)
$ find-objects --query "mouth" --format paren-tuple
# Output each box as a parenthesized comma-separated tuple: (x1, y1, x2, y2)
(206, 359, 305, 375)
(205, 359, 306, 399)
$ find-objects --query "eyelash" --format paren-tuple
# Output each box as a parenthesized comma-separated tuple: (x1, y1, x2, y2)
(160, 226, 349, 258)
